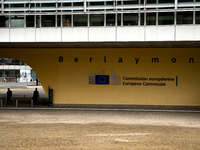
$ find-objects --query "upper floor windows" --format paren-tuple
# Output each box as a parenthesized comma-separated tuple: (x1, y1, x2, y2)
(1, 11, 200, 28)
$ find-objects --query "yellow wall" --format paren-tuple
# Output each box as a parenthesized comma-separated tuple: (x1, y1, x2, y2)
(1, 48, 200, 106)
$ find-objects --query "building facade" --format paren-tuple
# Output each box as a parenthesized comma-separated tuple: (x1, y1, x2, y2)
(0, 0, 200, 107)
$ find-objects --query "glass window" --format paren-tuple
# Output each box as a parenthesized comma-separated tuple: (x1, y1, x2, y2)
(63, 3, 71, 12)
(106, 1, 113, 11)
(0, 16, 9, 27)
(117, 14, 121, 26)
(30, 3, 34, 7)
(73, 2, 84, 12)
(147, 0, 156, 4)
(42, 15, 55, 27)
(10, 4, 24, 7)
(57, 15, 61, 27)
(178, 0, 193, 2)
(140, 13, 144, 26)
(158, 12, 174, 25)
(73, 2, 83, 6)
(73, 14, 87, 26)
(106, 14, 115, 26)
(36, 15, 40, 28)
(106, 1, 113, 5)
(41, 3, 55, 7)
(159, 0, 174, 3)
(4, 4, 9, 9)
(11, 16, 24, 28)
(26, 16, 34, 27)
(124, 1, 139, 4)
(89, 2, 104, 11)
(63, 15, 71, 27)
(177, 12, 193, 24)
(90, 2, 104, 6)
(146, 13, 156, 25)
(90, 14, 104, 26)
(123, 13, 138, 26)
(196, 12, 200, 24)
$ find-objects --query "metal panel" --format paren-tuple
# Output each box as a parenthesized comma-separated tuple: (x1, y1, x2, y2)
(146, 26, 175, 41)
(89, 27, 115, 41)
(30, 0, 56, 3)
(58, 6, 84, 11)
(87, 0, 112, 1)
(10, 28, 35, 42)
(36, 28, 62, 42)
(87, 5, 113, 10)
(4, 8, 29, 11)
(0, 29, 9, 42)
(30, 7, 56, 11)
(146, 3, 174, 8)
(4, 0, 29, 4)
(178, 2, 200, 7)
(58, 0, 83, 2)
(117, 27, 145, 41)
(115, 4, 143, 9)
(62, 27, 88, 42)
(176, 25, 200, 41)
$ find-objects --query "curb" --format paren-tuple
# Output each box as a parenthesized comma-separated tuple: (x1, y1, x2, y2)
(1, 107, 200, 113)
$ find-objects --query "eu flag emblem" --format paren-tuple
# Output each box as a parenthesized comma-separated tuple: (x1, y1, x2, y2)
(95, 75, 109, 85)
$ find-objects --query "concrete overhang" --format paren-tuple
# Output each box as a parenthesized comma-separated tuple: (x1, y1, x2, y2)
(0, 41, 200, 48)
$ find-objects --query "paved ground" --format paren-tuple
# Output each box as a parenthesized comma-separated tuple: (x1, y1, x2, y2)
(0, 109, 200, 149)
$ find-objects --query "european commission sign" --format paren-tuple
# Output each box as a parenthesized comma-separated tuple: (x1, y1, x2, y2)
(95, 75, 109, 85)
(89, 69, 177, 86)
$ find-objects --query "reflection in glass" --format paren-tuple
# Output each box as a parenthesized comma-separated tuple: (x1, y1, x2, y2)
(73, 14, 87, 26)
(147, 0, 156, 4)
(42, 15, 55, 27)
(63, 15, 71, 27)
(117, 14, 121, 26)
(195, 12, 200, 24)
(57, 15, 61, 27)
(106, 14, 115, 26)
(90, 14, 104, 26)
(0, 16, 9, 27)
(11, 16, 24, 28)
(123, 13, 138, 26)
(159, 0, 174, 3)
(158, 12, 174, 25)
(140, 13, 144, 26)
(26, 16, 34, 27)
(177, 12, 193, 24)
(146, 13, 156, 25)
(36, 15, 40, 28)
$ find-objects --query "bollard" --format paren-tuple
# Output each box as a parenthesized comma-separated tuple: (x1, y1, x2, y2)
(16, 100, 18, 107)
(31, 99, 33, 107)
(1, 99, 2, 107)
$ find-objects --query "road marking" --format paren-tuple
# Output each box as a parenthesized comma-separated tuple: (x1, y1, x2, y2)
(115, 139, 139, 142)
(87, 133, 151, 137)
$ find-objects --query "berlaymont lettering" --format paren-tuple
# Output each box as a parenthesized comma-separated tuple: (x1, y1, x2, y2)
(59, 56, 195, 64)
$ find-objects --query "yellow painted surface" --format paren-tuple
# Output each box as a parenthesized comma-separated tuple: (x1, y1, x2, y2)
(0, 48, 200, 106)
